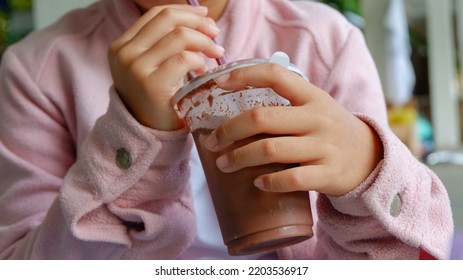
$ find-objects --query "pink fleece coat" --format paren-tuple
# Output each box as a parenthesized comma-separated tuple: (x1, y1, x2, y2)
(0, 0, 453, 259)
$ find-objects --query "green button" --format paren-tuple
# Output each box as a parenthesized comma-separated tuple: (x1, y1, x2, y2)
(116, 148, 132, 170)
(390, 194, 402, 217)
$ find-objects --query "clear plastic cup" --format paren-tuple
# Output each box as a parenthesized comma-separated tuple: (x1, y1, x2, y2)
(173, 54, 313, 256)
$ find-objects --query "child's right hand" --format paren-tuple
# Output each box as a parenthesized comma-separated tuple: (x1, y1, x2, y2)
(108, 5, 224, 131)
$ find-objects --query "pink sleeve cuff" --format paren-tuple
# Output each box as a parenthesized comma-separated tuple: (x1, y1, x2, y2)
(326, 113, 453, 259)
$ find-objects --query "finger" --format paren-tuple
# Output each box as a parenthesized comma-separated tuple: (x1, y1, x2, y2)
(254, 165, 334, 194)
(131, 27, 224, 75)
(205, 106, 314, 152)
(215, 136, 325, 173)
(114, 5, 209, 49)
(214, 63, 323, 106)
(153, 25, 224, 59)
(145, 50, 208, 99)
(109, 6, 216, 66)
(128, 7, 217, 50)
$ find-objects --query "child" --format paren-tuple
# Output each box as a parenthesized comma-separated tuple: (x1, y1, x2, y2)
(0, 0, 453, 259)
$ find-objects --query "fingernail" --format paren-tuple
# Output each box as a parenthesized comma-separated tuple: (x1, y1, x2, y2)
(214, 73, 230, 85)
(216, 155, 229, 170)
(215, 45, 225, 55)
(210, 25, 220, 35)
(204, 132, 218, 150)
(207, 18, 220, 34)
(254, 178, 265, 190)
(194, 6, 208, 15)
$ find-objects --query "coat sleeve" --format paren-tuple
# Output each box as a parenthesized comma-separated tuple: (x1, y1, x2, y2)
(280, 26, 453, 260)
(319, 114, 454, 260)
(0, 49, 195, 259)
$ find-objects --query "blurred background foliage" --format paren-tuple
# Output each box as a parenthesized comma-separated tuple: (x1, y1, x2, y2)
(0, 0, 32, 55)
(320, 0, 362, 15)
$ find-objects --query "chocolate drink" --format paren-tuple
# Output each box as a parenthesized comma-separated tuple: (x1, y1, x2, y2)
(173, 55, 314, 255)
(193, 128, 313, 255)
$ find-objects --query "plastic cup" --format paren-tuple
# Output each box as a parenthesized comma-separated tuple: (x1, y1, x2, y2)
(172, 55, 313, 256)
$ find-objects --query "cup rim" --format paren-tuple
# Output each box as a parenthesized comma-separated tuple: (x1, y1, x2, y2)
(171, 57, 306, 106)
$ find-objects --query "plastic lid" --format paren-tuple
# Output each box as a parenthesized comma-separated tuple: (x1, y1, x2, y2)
(172, 52, 308, 106)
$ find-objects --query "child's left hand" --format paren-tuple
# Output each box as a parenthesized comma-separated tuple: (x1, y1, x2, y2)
(204, 63, 383, 196)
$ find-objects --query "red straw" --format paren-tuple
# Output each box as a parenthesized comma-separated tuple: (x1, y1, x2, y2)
(186, 0, 227, 66)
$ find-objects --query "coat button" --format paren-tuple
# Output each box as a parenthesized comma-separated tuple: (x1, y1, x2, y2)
(116, 148, 132, 170)
(390, 194, 402, 217)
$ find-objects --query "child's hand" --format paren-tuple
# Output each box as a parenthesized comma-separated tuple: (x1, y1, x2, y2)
(205, 63, 384, 196)
(108, 5, 224, 130)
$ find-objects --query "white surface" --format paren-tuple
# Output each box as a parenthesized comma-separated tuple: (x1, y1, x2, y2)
(426, 0, 461, 149)
(384, 0, 415, 106)
(361, 0, 389, 98)
(32, 0, 97, 30)
(363, 0, 462, 149)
